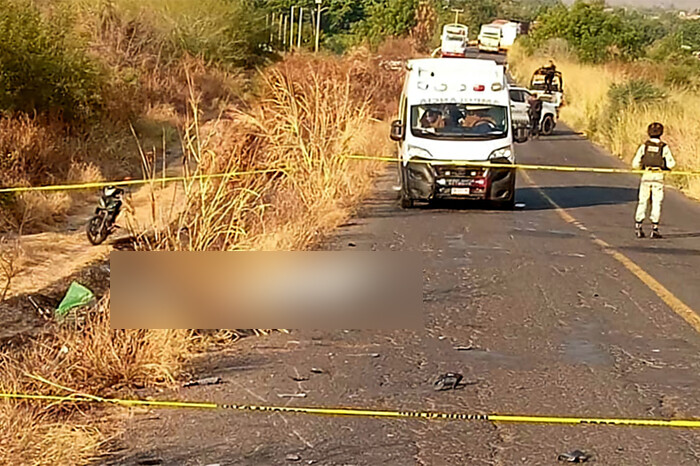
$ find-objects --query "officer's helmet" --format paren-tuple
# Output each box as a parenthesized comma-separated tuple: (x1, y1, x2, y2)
(648, 122, 664, 138)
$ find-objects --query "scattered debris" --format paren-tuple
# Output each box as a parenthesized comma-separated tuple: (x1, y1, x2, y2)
(55, 281, 95, 318)
(277, 393, 307, 398)
(28, 296, 51, 320)
(454, 345, 474, 351)
(183, 376, 222, 388)
(348, 242, 357, 247)
(310, 368, 324, 374)
(652, 349, 661, 353)
(291, 375, 310, 382)
(347, 353, 380, 358)
(286, 454, 302, 462)
(434, 372, 463, 391)
(557, 450, 590, 463)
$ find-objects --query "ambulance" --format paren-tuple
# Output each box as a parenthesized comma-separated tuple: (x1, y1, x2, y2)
(390, 58, 528, 209)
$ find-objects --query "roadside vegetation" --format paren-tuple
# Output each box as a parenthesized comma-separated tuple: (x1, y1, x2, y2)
(509, 0, 700, 200)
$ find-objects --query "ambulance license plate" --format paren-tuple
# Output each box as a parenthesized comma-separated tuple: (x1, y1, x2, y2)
(451, 187, 470, 196)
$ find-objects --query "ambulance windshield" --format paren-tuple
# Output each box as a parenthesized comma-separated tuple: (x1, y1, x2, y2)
(411, 104, 508, 140)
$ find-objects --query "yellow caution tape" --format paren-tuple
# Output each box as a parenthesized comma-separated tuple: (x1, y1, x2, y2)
(343, 154, 700, 177)
(0, 168, 287, 194)
(2, 392, 700, 428)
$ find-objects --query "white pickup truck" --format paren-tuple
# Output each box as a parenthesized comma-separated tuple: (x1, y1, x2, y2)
(508, 86, 558, 136)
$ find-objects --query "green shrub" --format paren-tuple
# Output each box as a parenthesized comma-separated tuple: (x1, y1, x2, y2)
(608, 79, 666, 112)
(0, 0, 103, 120)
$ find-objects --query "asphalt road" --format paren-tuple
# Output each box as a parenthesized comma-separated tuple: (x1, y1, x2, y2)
(107, 54, 700, 466)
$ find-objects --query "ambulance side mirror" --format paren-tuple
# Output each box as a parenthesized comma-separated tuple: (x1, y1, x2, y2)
(513, 124, 529, 144)
(390, 120, 405, 141)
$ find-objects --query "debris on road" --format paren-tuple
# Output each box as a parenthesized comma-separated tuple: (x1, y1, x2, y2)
(183, 376, 222, 387)
(277, 393, 307, 398)
(454, 344, 475, 351)
(558, 450, 590, 463)
(291, 375, 310, 382)
(310, 368, 324, 374)
(286, 454, 302, 462)
(434, 372, 464, 391)
(347, 353, 380, 358)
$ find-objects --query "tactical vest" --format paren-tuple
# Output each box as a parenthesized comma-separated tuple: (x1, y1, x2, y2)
(640, 140, 666, 169)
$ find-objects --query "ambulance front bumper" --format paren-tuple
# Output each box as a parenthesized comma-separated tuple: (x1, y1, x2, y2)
(402, 158, 515, 202)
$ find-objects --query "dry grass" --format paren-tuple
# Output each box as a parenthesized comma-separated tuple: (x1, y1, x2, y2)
(508, 43, 700, 199)
(0, 293, 191, 465)
(135, 51, 392, 252)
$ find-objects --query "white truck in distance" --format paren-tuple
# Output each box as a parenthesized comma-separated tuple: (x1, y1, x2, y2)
(389, 58, 529, 209)
(440, 24, 468, 57)
(478, 24, 501, 53)
(478, 20, 521, 53)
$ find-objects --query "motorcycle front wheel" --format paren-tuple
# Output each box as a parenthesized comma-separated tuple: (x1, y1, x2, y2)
(86, 213, 110, 245)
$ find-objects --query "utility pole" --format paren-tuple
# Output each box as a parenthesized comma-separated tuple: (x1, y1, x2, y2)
(282, 15, 288, 49)
(452, 8, 464, 24)
(278, 14, 283, 48)
(269, 13, 274, 46)
(290, 6, 295, 51)
(315, 0, 322, 53)
(298, 7, 303, 48)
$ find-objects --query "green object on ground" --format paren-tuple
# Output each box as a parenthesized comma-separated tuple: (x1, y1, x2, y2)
(55, 281, 95, 317)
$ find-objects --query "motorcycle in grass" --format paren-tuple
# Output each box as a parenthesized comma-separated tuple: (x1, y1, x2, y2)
(86, 185, 125, 245)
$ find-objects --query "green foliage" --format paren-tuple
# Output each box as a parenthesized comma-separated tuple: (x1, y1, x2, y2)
(664, 58, 700, 90)
(350, 0, 419, 46)
(531, 0, 667, 63)
(0, 0, 103, 120)
(608, 79, 666, 113)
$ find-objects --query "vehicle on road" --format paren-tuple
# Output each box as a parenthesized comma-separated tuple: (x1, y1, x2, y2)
(389, 58, 528, 209)
(478, 24, 502, 53)
(529, 67, 564, 108)
(86, 186, 124, 245)
(440, 24, 469, 58)
(497, 21, 520, 52)
(509, 86, 558, 136)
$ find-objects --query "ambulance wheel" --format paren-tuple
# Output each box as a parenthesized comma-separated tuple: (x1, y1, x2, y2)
(541, 115, 555, 136)
(400, 194, 414, 209)
(494, 197, 515, 210)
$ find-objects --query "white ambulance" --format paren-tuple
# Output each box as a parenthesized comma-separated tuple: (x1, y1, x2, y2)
(390, 58, 528, 209)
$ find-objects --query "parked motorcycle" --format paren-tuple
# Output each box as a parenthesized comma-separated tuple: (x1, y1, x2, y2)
(86, 186, 124, 245)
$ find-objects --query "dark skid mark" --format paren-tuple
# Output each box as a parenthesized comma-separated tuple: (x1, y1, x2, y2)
(518, 185, 637, 211)
(511, 228, 576, 238)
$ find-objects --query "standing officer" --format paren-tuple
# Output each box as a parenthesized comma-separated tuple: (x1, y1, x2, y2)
(633, 122, 676, 239)
(527, 95, 542, 138)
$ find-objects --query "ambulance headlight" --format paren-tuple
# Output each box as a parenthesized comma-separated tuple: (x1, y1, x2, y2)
(407, 145, 432, 160)
(488, 146, 513, 163)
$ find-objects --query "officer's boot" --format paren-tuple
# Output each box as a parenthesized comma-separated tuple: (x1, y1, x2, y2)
(635, 222, 645, 239)
(651, 223, 662, 239)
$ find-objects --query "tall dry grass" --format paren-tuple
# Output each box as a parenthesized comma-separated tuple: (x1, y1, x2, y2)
(508, 43, 700, 199)
(136, 51, 393, 252)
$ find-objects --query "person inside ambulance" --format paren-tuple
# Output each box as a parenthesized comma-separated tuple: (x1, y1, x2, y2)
(633, 122, 676, 239)
(459, 107, 497, 132)
(419, 108, 446, 129)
